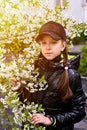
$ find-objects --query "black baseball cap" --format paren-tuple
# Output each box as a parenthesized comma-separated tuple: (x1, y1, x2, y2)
(36, 21, 66, 42)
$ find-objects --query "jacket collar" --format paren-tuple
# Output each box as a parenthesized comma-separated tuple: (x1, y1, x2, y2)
(37, 52, 80, 71)
(37, 53, 63, 71)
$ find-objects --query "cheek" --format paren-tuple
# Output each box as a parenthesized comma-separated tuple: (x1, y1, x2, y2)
(40, 44, 45, 49)
(56, 44, 64, 52)
(61, 45, 65, 51)
(40, 46, 44, 52)
(53, 46, 62, 55)
(40, 47, 45, 55)
(40, 45, 43, 51)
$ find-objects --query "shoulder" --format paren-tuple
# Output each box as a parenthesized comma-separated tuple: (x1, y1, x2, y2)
(68, 69, 82, 91)
(68, 68, 81, 79)
(68, 52, 80, 70)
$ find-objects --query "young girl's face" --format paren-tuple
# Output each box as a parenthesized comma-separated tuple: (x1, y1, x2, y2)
(39, 35, 66, 60)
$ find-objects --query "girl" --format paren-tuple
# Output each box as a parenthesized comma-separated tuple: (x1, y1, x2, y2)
(12, 21, 86, 130)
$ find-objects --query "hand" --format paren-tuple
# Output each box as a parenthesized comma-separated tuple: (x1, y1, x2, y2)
(31, 113, 52, 126)
(10, 79, 21, 91)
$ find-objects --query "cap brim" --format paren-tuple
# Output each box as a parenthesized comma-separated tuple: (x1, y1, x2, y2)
(36, 32, 61, 42)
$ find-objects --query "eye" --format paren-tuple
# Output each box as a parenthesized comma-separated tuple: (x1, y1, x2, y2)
(40, 41, 46, 45)
(51, 41, 57, 44)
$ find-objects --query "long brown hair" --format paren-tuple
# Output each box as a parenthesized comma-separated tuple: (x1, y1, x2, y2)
(36, 21, 73, 102)
(58, 45, 73, 102)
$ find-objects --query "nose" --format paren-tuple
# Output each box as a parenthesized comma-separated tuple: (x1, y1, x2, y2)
(46, 43, 51, 50)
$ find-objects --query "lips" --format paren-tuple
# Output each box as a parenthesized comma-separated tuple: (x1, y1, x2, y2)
(45, 52, 52, 55)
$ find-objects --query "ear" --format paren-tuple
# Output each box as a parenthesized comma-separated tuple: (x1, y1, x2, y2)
(61, 41, 66, 51)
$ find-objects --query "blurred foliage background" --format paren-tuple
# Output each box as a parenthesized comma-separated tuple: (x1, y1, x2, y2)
(0, 0, 87, 129)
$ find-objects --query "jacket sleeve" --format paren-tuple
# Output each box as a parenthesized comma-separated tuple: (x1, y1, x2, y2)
(52, 70, 86, 127)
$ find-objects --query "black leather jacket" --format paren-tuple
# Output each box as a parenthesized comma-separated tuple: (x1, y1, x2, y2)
(21, 53, 86, 130)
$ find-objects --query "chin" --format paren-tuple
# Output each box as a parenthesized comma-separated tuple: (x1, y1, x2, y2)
(45, 57, 54, 60)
